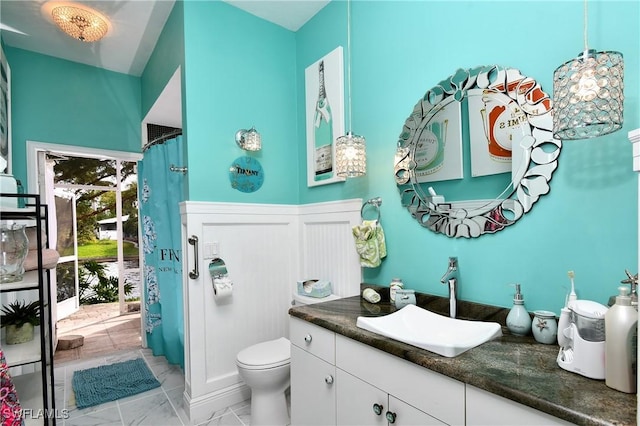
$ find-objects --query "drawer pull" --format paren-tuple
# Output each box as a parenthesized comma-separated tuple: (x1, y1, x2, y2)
(386, 411, 396, 424)
(372, 403, 383, 416)
(324, 375, 334, 385)
(304, 334, 312, 344)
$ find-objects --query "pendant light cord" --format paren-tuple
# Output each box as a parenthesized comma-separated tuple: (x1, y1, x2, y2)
(347, 0, 352, 133)
(583, 0, 589, 52)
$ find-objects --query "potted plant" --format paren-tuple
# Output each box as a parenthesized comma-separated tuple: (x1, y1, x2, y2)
(1, 300, 41, 344)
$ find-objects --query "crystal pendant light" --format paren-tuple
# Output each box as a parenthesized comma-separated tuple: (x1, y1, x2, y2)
(552, 0, 624, 140)
(335, 0, 366, 178)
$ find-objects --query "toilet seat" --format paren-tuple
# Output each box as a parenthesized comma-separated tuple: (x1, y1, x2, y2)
(236, 337, 290, 370)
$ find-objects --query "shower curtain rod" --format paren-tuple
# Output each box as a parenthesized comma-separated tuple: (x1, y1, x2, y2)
(143, 129, 183, 152)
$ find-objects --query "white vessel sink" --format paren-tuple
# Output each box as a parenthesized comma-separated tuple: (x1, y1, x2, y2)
(356, 304, 502, 357)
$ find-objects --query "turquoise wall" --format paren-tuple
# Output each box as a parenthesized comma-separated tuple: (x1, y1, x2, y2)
(140, 1, 186, 197)
(4, 0, 638, 316)
(5, 48, 141, 184)
(296, 0, 639, 314)
(182, 1, 298, 203)
(141, 1, 184, 121)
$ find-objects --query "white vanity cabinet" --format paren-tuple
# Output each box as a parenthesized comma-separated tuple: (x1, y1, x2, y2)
(290, 317, 463, 425)
(466, 385, 573, 426)
(290, 317, 337, 425)
(336, 334, 464, 426)
(336, 369, 445, 425)
(290, 316, 573, 425)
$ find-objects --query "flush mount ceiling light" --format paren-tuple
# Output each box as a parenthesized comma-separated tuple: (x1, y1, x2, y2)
(552, 0, 624, 140)
(235, 127, 262, 151)
(51, 4, 109, 42)
(335, 0, 366, 178)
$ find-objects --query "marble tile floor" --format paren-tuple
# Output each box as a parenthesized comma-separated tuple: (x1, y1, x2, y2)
(55, 348, 253, 426)
(53, 305, 253, 425)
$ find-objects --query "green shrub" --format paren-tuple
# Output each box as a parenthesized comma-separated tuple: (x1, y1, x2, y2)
(79, 260, 134, 305)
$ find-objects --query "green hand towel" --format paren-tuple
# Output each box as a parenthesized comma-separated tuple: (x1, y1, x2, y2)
(352, 222, 380, 268)
(353, 220, 386, 268)
(369, 220, 387, 260)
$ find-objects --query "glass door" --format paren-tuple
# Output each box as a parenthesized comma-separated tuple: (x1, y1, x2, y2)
(54, 192, 79, 320)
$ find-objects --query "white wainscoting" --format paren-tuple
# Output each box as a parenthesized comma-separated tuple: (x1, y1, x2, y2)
(298, 199, 363, 299)
(180, 199, 362, 424)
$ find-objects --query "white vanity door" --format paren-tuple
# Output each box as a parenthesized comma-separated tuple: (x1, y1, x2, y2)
(336, 369, 387, 425)
(336, 369, 446, 426)
(290, 345, 336, 425)
(389, 395, 447, 426)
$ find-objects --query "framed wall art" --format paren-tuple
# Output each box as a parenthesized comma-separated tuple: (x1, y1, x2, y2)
(467, 88, 515, 178)
(305, 46, 345, 187)
(412, 98, 463, 184)
(1, 44, 11, 174)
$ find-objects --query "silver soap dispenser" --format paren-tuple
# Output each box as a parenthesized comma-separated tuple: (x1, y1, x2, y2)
(506, 283, 532, 336)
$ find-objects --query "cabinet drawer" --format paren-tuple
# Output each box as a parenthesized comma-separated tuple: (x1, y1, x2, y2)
(336, 334, 465, 426)
(290, 316, 335, 364)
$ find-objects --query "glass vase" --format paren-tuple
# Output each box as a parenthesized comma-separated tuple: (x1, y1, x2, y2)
(0, 223, 29, 283)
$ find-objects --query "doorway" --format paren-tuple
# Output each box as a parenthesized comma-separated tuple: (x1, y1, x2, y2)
(26, 141, 143, 345)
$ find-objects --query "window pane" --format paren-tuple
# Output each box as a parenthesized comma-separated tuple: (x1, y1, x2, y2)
(53, 157, 118, 187)
(55, 195, 75, 257)
(56, 261, 76, 303)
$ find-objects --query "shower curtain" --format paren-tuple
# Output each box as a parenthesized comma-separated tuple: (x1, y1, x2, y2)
(138, 135, 184, 367)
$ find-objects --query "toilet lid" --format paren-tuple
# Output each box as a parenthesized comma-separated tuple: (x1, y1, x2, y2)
(237, 337, 291, 369)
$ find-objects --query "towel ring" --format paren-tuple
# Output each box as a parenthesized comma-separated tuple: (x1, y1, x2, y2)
(361, 197, 382, 222)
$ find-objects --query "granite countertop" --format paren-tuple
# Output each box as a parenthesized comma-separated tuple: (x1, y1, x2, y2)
(288, 284, 637, 426)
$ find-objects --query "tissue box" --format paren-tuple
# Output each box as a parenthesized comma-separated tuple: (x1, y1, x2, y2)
(297, 279, 332, 298)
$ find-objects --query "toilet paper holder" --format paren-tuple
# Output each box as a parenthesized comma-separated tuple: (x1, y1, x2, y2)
(209, 258, 233, 299)
(209, 257, 228, 278)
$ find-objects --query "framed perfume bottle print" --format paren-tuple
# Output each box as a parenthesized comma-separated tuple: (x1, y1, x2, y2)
(412, 98, 463, 184)
(305, 46, 345, 187)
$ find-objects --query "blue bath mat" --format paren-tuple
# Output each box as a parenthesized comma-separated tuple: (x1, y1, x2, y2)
(72, 358, 161, 409)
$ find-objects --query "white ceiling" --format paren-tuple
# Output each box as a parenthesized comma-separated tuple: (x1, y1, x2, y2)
(0, 0, 329, 75)
(0, 0, 329, 129)
(0, 1, 175, 77)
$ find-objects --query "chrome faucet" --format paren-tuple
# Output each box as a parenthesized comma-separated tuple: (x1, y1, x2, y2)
(440, 257, 458, 318)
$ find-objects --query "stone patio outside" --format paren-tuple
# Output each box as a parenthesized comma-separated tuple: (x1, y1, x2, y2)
(54, 302, 142, 364)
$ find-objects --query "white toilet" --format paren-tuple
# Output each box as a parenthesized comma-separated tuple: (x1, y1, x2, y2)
(236, 292, 340, 426)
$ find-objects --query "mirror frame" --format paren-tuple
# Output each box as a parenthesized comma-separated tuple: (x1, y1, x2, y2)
(394, 65, 562, 238)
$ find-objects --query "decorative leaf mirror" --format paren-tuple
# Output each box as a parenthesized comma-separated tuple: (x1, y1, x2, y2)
(394, 65, 561, 238)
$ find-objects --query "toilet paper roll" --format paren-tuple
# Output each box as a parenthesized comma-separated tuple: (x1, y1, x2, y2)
(213, 277, 233, 301)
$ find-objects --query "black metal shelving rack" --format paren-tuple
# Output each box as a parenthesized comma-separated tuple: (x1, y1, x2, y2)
(1, 193, 56, 425)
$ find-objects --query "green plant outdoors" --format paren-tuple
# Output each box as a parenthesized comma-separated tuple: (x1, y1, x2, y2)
(0, 300, 41, 327)
(79, 260, 134, 305)
(76, 240, 139, 259)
